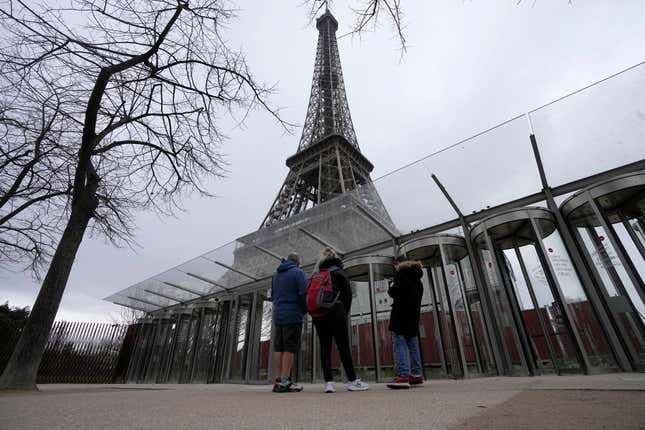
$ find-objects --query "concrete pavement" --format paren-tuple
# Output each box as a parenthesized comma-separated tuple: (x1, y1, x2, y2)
(1, 374, 644, 430)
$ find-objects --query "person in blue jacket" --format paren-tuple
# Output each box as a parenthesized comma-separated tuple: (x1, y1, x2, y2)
(271, 252, 307, 393)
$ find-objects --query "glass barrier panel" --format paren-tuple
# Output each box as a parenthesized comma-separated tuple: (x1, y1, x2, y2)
(427, 116, 542, 215)
(155, 267, 213, 296)
(537, 222, 619, 370)
(530, 63, 645, 187)
(369, 162, 457, 235)
(349, 280, 376, 381)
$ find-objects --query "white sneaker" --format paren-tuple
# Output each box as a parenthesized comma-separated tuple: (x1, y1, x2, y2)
(325, 381, 336, 393)
(347, 379, 369, 391)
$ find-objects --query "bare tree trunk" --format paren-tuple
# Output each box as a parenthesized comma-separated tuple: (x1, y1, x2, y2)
(0, 204, 93, 390)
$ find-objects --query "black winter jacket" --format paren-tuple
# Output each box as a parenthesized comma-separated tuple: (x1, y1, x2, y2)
(318, 257, 352, 314)
(388, 260, 424, 337)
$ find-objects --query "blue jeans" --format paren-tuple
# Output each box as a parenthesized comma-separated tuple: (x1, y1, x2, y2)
(393, 333, 422, 377)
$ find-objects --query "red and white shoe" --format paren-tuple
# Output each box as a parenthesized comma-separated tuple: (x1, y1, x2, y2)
(386, 376, 411, 389)
(408, 375, 424, 387)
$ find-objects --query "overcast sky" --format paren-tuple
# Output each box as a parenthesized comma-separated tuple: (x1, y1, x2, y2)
(2, 1, 645, 321)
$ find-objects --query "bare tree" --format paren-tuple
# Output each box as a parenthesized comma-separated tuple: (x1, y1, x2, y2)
(0, 76, 75, 276)
(0, 0, 287, 390)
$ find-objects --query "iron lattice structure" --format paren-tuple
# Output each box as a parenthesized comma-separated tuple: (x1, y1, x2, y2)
(261, 10, 393, 229)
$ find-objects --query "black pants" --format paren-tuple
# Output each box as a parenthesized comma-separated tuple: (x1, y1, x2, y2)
(313, 305, 357, 382)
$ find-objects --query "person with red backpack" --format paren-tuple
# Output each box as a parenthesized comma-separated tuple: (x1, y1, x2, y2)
(308, 248, 369, 393)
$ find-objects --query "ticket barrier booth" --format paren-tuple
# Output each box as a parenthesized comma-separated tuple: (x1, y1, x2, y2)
(470, 207, 618, 375)
(400, 234, 496, 378)
(561, 171, 645, 371)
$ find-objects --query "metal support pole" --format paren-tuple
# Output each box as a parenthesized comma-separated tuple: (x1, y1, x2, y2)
(529, 129, 633, 372)
(431, 173, 505, 376)
(368, 263, 382, 382)
(456, 260, 484, 374)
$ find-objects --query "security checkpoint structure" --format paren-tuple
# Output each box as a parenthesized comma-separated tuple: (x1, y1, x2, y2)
(105, 9, 645, 384)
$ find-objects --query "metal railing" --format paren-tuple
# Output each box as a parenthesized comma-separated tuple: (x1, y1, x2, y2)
(1, 321, 136, 384)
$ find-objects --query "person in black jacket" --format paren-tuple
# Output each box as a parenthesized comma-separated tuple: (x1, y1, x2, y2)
(387, 255, 424, 389)
(312, 248, 369, 393)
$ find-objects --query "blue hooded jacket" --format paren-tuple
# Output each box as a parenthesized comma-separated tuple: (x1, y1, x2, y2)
(271, 259, 308, 325)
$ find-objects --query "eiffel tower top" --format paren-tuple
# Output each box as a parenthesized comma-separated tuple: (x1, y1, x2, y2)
(297, 9, 359, 151)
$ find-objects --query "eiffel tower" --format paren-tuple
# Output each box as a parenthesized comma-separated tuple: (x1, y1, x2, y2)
(211, 9, 397, 292)
(260, 9, 392, 229)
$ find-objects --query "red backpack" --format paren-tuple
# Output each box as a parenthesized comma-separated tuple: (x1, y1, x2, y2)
(306, 270, 339, 318)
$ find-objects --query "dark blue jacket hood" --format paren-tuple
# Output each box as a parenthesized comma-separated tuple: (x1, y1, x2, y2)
(272, 259, 308, 325)
(277, 259, 298, 273)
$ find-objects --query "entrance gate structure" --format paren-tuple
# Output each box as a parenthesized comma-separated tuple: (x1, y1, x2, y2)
(107, 10, 645, 384)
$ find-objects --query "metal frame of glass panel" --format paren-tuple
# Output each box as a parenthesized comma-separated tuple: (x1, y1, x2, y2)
(561, 171, 645, 371)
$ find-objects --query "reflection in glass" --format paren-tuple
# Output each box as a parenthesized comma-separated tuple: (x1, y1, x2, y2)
(229, 294, 253, 381)
(192, 308, 222, 383)
(472, 208, 617, 375)
(574, 213, 645, 367)
(349, 280, 376, 381)
(252, 292, 272, 381)
(479, 245, 525, 374)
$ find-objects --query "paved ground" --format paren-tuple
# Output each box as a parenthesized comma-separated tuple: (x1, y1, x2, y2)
(1, 374, 644, 430)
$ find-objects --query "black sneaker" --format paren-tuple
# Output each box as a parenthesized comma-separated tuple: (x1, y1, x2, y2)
(408, 375, 424, 387)
(274, 379, 303, 393)
(272, 378, 282, 392)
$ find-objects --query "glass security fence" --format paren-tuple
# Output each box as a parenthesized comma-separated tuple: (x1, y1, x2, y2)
(247, 289, 272, 383)
(344, 255, 395, 382)
(191, 304, 228, 383)
(400, 234, 495, 378)
(167, 311, 199, 383)
(223, 288, 275, 384)
(227, 294, 254, 382)
(125, 301, 232, 384)
(471, 207, 618, 376)
(562, 171, 645, 371)
(298, 314, 315, 382)
(125, 318, 156, 383)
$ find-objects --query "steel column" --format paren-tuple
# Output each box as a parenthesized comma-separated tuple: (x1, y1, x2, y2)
(529, 129, 631, 372)
(367, 262, 381, 382)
